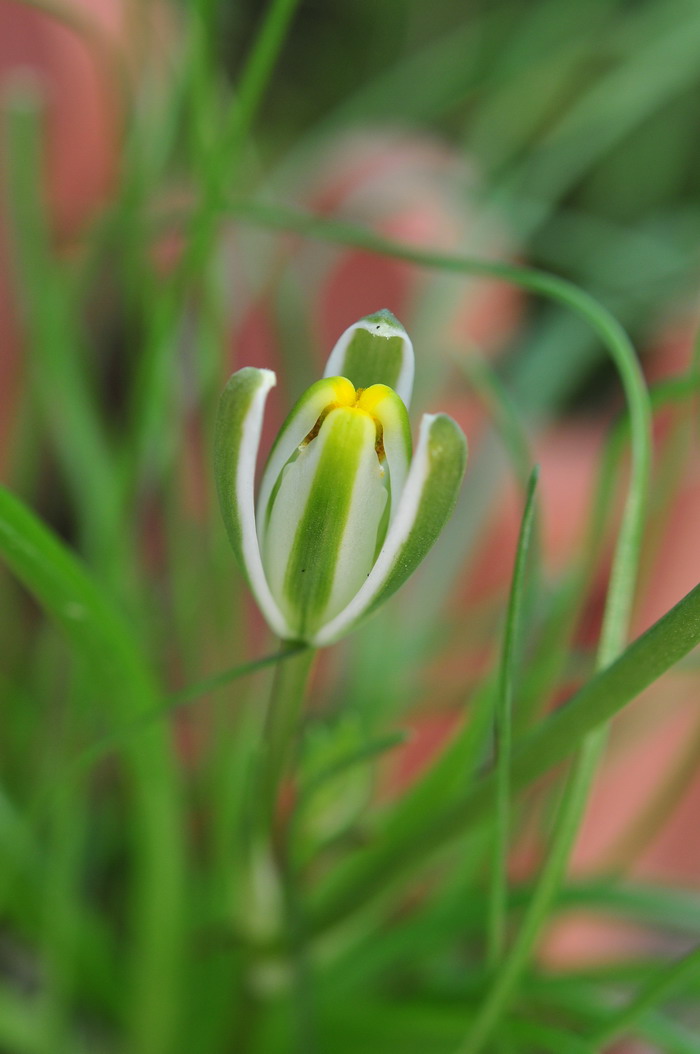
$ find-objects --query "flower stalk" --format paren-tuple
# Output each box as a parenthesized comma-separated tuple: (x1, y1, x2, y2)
(263, 644, 316, 822)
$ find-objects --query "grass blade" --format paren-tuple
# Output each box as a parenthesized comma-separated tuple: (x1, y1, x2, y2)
(590, 943, 700, 1048)
(310, 579, 700, 931)
(488, 467, 539, 967)
(0, 486, 186, 1054)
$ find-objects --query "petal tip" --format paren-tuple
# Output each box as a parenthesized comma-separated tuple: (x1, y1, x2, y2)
(362, 308, 407, 337)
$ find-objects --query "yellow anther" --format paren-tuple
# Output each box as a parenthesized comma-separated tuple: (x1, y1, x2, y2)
(329, 377, 357, 406)
(356, 384, 393, 416)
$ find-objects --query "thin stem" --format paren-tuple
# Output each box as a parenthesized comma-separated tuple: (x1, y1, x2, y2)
(261, 643, 317, 1051)
(68, 645, 306, 775)
(263, 645, 316, 822)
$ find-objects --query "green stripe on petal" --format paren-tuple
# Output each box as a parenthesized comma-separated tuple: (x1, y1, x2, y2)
(257, 376, 354, 537)
(324, 310, 414, 406)
(263, 407, 387, 641)
(313, 413, 467, 646)
(214, 367, 291, 639)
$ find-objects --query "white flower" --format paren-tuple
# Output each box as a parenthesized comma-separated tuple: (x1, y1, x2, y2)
(215, 310, 467, 646)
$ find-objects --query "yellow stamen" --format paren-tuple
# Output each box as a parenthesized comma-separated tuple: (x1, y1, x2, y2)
(300, 380, 390, 458)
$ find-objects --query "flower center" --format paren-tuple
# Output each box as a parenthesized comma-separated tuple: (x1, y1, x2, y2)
(301, 379, 386, 461)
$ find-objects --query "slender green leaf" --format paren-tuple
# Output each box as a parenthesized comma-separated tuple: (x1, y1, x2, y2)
(488, 467, 539, 966)
(590, 943, 700, 1048)
(310, 580, 700, 931)
(0, 486, 186, 1054)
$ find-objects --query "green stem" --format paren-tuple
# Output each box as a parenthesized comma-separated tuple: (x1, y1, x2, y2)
(264, 645, 316, 820)
(261, 644, 317, 1050)
(71, 645, 307, 774)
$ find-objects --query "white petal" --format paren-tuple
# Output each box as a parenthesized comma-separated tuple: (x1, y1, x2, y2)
(256, 377, 354, 542)
(312, 413, 467, 646)
(262, 407, 387, 640)
(214, 367, 292, 639)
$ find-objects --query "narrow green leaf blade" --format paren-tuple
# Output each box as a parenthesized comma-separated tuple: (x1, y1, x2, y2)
(0, 486, 187, 1052)
(310, 580, 700, 930)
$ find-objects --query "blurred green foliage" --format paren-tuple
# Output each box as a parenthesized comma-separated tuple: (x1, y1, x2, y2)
(1, 0, 700, 1051)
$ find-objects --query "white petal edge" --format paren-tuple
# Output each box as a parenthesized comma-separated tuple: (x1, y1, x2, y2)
(312, 413, 442, 646)
(234, 369, 293, 640)
(323, 316, 415, 407)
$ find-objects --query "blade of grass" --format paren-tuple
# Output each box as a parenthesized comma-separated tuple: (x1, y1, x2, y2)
(640, 1012, 700, 1054)
(488, 467, 539, 967)
(589, 943, 700, 1049)
(508, 375, 690, 734)
(0, 486, 186, 1054)
(124, 0, 304, 489)
(553, 880, 700, 934)
(37, 739, 88, 1054)
(309, 578, 700, 931)
(300, 731, 408, 806)
(457, 747, 597, 1053)
(2, 89, 121, 571)
(69, 645, 310, 774)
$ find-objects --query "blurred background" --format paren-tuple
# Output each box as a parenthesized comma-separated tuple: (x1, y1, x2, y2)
(1, 0, 700, 1051)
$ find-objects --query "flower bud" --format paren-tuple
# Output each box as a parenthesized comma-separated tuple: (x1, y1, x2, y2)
(215, 310, 467, 645)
